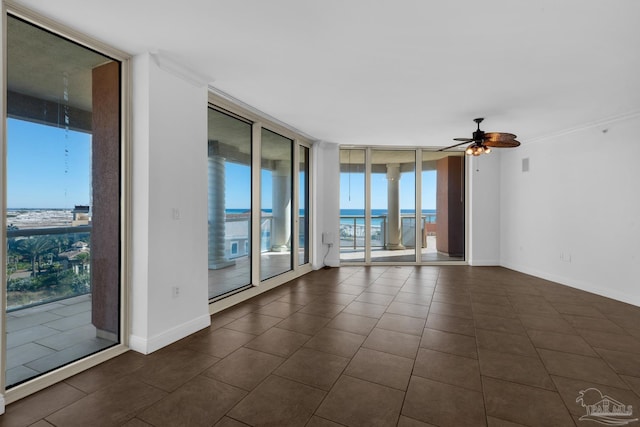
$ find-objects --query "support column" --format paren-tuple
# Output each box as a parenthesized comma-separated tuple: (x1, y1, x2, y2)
(271, 160, 291, 252)
(386, 163, 405, 250)
(91, 61, 120, 340)
(436, 156, 464, 256)
(208, 141, 235, 269)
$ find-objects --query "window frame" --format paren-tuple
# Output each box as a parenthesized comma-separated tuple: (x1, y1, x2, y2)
(1, 4, 131, 404)
(207, 92, 313, 315)
(339, 146, 469, 266)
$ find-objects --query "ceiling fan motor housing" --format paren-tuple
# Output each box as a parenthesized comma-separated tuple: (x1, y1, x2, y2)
(473, 129, 485, 141)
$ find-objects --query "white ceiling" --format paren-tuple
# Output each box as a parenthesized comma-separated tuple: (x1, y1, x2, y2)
(13, 0, 640, 147)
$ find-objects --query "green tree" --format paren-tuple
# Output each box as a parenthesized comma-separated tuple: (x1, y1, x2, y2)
(17, 236, 55, 277)
(51, 234, 71, 256)
(75, 252, 90, 273)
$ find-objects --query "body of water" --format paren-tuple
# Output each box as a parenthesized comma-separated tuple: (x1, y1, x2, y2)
(340, 209, 436, 216)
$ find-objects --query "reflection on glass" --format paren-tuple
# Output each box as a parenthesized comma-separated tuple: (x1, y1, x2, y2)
(6, 16, 120, 387)
(260, 129, 293, 280)
(298, 146, 310, 265)
(371, 150, 416, 262)
(339, 149, 366, 262)
(207, 108, 252, 299)
(421, 152, 465, 261)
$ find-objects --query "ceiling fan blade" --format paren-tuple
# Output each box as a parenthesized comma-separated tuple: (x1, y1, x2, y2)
(485, 139, 521, 148)
(483, 132, 517, 142)
(453, 137, 474, 142)
(438, 140, 472, 151)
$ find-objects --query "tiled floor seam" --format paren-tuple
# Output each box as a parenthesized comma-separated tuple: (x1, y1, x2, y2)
(473, 320, 492, 427)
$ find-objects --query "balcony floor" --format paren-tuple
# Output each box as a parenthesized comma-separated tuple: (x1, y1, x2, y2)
(6, 294, 117, 387)
(340, 235, 464, 262)
(209, 251, 308, 300)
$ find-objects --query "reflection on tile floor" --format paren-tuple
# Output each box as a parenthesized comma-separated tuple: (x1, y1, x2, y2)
(6, 294, 116, 387)
(4, 265, 640, 426)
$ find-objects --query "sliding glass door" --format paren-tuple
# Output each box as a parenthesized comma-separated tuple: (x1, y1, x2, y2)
(207, 108, 253, 299)
(339, 149, 366, 262)
(370, 150, 416, 263)
(207, 104, 311, 301)
(260, 129, 293, 281)
(421, 152, 465, 261)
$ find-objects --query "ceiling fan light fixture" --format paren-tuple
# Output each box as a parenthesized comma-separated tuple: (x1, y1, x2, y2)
(465, 143, 491, 156)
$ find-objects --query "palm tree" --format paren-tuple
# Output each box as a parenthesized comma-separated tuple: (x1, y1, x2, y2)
(17, 236, 55, 277)
(51, 234, 70, 256)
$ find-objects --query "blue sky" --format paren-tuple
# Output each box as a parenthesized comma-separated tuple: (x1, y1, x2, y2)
(227, 163, 438, 211)
(226, 162, 308, 211)
(8, 117, 433, 212)
(341, 170, 437, 211)
(7, 118, 91, 209)
(224, 162, 253, 209)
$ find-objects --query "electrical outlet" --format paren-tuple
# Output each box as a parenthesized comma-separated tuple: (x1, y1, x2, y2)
(172, 208, 180, 220)
(172, 286, 180, 298)
(322, 232, 334, 245)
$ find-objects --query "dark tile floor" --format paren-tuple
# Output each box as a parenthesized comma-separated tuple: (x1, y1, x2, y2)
(3, 265, 640, 427)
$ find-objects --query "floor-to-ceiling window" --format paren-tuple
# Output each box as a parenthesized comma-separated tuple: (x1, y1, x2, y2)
(421, 152, 465, 261)
(260, 129, 293, 281)
(4, 14, 123, 388)
(207, 108, 253, 299)
(339, 148, 465, 264)
(370, 150, 416, 263)
(339, 149, 366, 262)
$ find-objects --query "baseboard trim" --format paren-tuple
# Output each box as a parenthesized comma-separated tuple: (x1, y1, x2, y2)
(469, 259, 500, 266)
(501, 261, 640, 307)
(129, 314, 211, 354)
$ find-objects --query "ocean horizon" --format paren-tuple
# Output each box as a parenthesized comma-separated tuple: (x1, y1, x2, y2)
(7, 208, 437, 216)
(340, 209, 436, 216)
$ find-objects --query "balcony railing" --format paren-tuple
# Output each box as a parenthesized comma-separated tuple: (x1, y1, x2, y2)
(339, 213, 436, 250)
(220, 213, 306, 259)
(7, 225, 92, 311)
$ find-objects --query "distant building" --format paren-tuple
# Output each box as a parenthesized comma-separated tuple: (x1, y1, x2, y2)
(72, 205, 91, 226)
(59, 242, 90, 274)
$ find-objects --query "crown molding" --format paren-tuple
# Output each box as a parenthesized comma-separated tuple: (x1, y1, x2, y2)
(208, 85, 318, 143)
(151, 51, 213, 88)
(526, 109, 640, 144)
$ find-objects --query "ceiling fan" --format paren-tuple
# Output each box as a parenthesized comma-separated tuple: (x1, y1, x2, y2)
(440, 118, 520, 156)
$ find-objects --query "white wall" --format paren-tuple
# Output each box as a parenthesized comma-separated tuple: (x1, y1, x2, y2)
(312, 141, 340, 269)
(468, 153, 501, 265)
(130, 53, 211, 353)
(500, 115, 640, 306)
